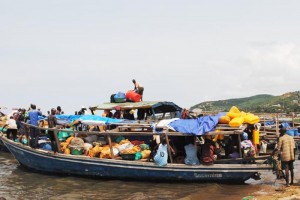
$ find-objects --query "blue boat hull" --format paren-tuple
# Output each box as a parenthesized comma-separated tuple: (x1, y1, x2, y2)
(0, 137, 9, 152)
(2, 136, 271, 182)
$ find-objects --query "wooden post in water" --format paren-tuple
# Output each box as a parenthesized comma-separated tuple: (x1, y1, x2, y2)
(292, 113, 295, 128)
(107, 135, 114, 159)
(164, 131, 173, 163)
(53, 129, 61, 153)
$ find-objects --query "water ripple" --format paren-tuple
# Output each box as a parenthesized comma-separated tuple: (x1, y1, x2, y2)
(1, 152, 298, 200)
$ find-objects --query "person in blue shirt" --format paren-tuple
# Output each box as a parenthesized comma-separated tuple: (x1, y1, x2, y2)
(184, 136, 200, 165)
(28, 104, 42, 148)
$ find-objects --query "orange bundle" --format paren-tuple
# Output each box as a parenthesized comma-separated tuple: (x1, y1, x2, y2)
(141, 150, 151, 159)
(218, 115, 231, 124)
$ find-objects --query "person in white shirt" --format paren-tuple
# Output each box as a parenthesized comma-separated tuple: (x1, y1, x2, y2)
(3, 116, 18, 141)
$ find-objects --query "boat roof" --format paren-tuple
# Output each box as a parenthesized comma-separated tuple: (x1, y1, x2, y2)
(90, 101, 182, 114)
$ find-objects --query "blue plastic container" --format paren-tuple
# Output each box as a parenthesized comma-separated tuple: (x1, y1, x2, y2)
(39, 142, 52, 150)
(286, 129, 295, 137)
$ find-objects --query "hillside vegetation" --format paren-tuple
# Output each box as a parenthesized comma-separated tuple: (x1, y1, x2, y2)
(190, 91, 300, 113)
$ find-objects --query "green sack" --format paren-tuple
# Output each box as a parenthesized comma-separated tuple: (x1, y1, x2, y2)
(115, 136, 125, 143)
(135, 152, 142, 160)
(139, 143, 149, 150)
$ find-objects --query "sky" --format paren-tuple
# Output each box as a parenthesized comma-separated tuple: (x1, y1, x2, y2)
(1, 0, 300, 114)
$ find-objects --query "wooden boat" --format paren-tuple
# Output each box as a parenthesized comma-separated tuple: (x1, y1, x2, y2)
(0, 122, 272, 183)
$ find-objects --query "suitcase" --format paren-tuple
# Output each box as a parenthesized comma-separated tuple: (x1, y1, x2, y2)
(126, 90, 141, 102)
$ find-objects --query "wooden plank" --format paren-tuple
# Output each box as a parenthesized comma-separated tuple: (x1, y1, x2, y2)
(259, 133, 267, 137)
(107, 135, 114, 159)
(23, 122, 243, 138)
(53, 129, 61, 153)
(164, 132, 173, 163)
(238, 133, 242, 158)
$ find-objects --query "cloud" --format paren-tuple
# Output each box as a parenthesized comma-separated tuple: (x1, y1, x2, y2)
(230, 42, 300, 96)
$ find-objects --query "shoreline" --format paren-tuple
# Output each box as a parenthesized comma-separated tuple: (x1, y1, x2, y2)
(250, 159, 300, 200)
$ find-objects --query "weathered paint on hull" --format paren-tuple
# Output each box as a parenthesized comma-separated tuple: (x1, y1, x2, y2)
(2, 137, 271, 183)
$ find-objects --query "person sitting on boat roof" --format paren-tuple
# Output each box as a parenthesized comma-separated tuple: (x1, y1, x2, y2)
(184, 136, 200, 165)
(132, 79, 144, 100)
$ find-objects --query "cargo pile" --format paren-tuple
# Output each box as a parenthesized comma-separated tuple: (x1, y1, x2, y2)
(218, 106, 260, 127)
(60, 135, 151, 161)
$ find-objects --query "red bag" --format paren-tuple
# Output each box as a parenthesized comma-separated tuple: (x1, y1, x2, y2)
(126, 90, 141, 102)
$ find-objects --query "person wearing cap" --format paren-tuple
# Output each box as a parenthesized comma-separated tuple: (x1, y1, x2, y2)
(132, 79, 144, 100)
(277, 128, 296, 187)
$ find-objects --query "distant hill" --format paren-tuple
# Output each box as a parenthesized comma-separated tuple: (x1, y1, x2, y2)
(190, 91, 300, 113)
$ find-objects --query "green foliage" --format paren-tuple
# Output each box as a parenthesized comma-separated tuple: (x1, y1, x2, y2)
(191, 91, 300, 113)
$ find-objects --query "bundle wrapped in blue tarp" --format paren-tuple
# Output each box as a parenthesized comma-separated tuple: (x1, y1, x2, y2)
(264, 121, 275, 126)
(281, 122, 291, 129)
(168, 113, 224, 135)
(55, 115, 124, 125)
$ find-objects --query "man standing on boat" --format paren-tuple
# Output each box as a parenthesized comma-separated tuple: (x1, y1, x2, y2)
(132, 79, 144, 100)
(47, 108, 58, 153)
(28, 104, 42, 148)
(277, 128, 296, 187)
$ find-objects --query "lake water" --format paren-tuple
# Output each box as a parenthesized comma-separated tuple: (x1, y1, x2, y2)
(0, 151, 298, 200)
